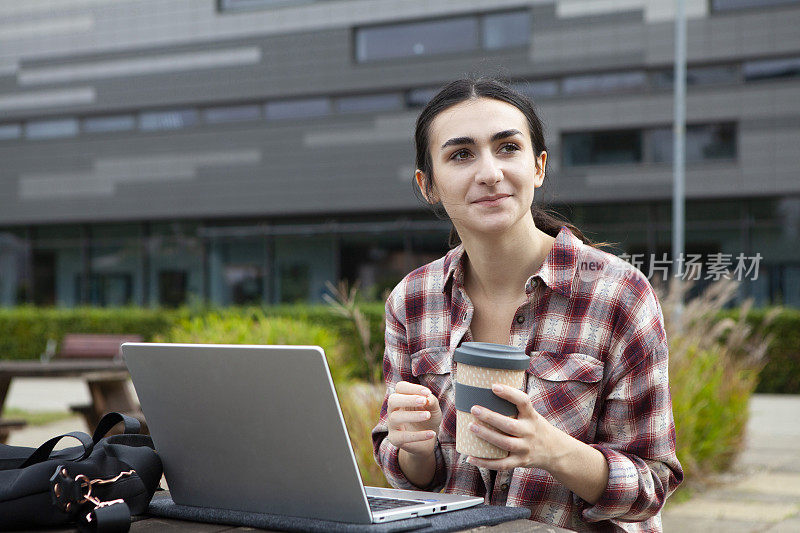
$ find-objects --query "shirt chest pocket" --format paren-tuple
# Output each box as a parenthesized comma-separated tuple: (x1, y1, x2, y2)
(409, 348, 452, 400)
(409, 348, 454, 439)
(526, 351, 604, 443)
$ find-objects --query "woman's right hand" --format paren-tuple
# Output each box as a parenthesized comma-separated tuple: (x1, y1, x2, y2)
(387, 381, 443, 457)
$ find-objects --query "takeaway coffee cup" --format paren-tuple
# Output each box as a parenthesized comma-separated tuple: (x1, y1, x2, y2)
(453, 342, 529, 459)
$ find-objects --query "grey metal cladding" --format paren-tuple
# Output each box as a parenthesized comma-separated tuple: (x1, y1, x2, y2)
(1, 117, 420, 224)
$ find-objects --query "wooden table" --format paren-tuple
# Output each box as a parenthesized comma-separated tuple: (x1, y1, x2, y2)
(0, 359, 139, 439)
(46, 515, 573, 532)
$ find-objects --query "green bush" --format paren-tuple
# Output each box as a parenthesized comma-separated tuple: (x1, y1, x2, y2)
(0, 304, 386, 371)
(0, 306, 181, 360)
(153, 310, 351, 384)
(718, 307, 800, 394)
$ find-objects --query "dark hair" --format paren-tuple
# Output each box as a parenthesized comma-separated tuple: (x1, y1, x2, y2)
(414, 76, 598, 248)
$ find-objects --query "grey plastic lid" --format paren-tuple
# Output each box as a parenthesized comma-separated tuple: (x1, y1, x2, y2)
(453, 341, 529, 370)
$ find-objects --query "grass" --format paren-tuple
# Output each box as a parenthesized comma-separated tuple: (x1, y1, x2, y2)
(2, 407, 74, 426)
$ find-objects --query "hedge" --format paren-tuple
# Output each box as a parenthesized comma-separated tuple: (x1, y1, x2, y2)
(1, 304, 797, 393)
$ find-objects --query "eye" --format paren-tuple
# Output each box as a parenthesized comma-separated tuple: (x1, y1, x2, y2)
(500, 143, 520, 153)
(450, 149, 471, 161)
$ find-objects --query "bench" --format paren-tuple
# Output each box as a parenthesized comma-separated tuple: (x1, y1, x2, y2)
(0, 419, 27, 445)
(44, 334, 147, 432)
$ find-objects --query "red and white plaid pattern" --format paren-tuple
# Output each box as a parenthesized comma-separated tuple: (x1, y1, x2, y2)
(372, 227, 683, 532)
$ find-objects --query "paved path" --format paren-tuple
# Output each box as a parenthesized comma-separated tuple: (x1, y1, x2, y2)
(4, 382, 800, 531)
(662, 394, 800, 532)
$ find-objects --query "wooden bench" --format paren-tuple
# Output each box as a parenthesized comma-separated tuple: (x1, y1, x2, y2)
(0, 419, 27, 445)
(45, 334, 147, 432)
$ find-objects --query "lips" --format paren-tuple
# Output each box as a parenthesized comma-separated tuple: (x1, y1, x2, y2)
(473, 194, 510, 204)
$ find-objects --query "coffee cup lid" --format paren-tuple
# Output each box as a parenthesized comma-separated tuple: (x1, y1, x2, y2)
(453, 342, 529, 370)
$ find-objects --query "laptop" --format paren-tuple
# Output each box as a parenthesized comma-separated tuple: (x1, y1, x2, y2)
(121, 343, 483, 524)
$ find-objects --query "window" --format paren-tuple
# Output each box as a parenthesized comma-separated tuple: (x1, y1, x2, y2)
(650, 123, 737, 163)
(355, 11, 530, 63)
(139, 109, 199, 131)
(744, 56, 800, 82)
(82, 114, 136, 133)
(512, 80, 559, 99)
(265, 97, 330, 120)
(0, 124, 21, 140)
(711, 0, 800, 11)
(406, 87, 440, 108)
(158, 270, 188, 307)
(203, 104, 261, 124)
(25, 118, 79, 140)
(218, 0, 315, 11)
(652, 65, 740, 88)
(335, 93, 403, 114)
(483, 11, 529, 50)
(356, 16, 479, 62)
(562, 129, 642, 167)
(562, 71, 647, 95)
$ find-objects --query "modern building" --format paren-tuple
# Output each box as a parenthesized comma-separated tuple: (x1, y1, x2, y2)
(1, 0, 798, 307)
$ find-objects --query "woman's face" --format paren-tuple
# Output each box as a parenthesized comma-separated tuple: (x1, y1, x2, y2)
(416, 97, 546, 240)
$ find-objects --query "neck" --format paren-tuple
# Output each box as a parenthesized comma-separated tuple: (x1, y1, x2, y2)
(460, 216, 557, 305)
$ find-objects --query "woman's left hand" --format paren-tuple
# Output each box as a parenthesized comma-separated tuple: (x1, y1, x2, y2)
(465, 383, 565, 472)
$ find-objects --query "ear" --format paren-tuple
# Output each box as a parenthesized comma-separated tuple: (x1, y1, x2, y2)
(533, 151, 547, 188)
(415, 169, 439, 204)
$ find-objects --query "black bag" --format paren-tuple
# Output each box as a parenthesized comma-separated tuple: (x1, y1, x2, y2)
(0, 412, 162, 532)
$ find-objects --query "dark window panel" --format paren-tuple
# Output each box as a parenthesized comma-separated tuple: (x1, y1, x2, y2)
(335, 93, 403, 114)
(744, 56, 800, 81)
(25, 118, 79, 140)
(218, 0, 316, 11)
(712, 0, 800, 11)
(355, 17, 479, 62)
(483, 10, 530, 50)
(406, 87, 440, 108)
(82, 114, 136, 133)
(0, 124, 22, 140)
(139, 109, 199, 131)
(265, 97, 330, 120)
(562, 71, 647, 95)
(512, 80, 559, 99)
(562, 129, 643, 167)
(203, 105, 261, 124)
(650, 123, 737, 163)
(652, 65, 740, 89)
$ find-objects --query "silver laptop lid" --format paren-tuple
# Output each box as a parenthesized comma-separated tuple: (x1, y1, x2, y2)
(122, 343, 373, 524)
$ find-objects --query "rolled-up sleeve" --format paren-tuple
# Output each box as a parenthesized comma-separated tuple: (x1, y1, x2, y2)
(371, 285, 448, 491)
(582, 278, 684, 523)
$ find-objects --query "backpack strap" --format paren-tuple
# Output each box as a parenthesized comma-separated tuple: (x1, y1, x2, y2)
(20, 432, 94, 468)
(92, 413, 141, 443)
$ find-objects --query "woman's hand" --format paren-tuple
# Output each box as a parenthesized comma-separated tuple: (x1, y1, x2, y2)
(387, 381, 443, 457)
(464, 384, 610, 504)
(464, 383, 564, 471)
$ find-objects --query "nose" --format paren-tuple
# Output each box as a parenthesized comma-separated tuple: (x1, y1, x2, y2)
(474, 151, 503, 186)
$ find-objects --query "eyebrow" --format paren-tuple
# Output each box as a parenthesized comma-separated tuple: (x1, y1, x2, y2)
(440, 129, 523, 151)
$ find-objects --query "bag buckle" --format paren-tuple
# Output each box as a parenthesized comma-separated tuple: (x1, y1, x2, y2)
(74, 470, 135, 522)
(51, 466, 136, 519)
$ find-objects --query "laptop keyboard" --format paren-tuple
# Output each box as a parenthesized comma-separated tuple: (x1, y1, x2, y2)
(367, 495, 427, 511)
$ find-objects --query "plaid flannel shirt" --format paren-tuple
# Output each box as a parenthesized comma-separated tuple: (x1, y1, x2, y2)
(371, 226, 683, 532)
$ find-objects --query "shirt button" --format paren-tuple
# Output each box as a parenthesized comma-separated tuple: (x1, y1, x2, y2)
(463, 312, 469, 321)
(515, 315, 525, 324)
(500, 483, 509, 491)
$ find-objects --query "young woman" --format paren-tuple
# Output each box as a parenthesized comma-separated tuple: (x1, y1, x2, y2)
(371, 77, 683, 532)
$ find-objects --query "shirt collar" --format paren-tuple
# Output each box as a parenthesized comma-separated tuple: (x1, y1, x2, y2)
(442, 226, 580, 299)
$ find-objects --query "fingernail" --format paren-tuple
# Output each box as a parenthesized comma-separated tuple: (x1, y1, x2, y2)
(471, 406, 483, 416)
(492, 384, 502, 392)
(469, 423, 477, 432)
(416, 397, 426, 405)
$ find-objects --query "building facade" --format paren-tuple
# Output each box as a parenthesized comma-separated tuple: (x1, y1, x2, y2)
(0, 0, 798, 307)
